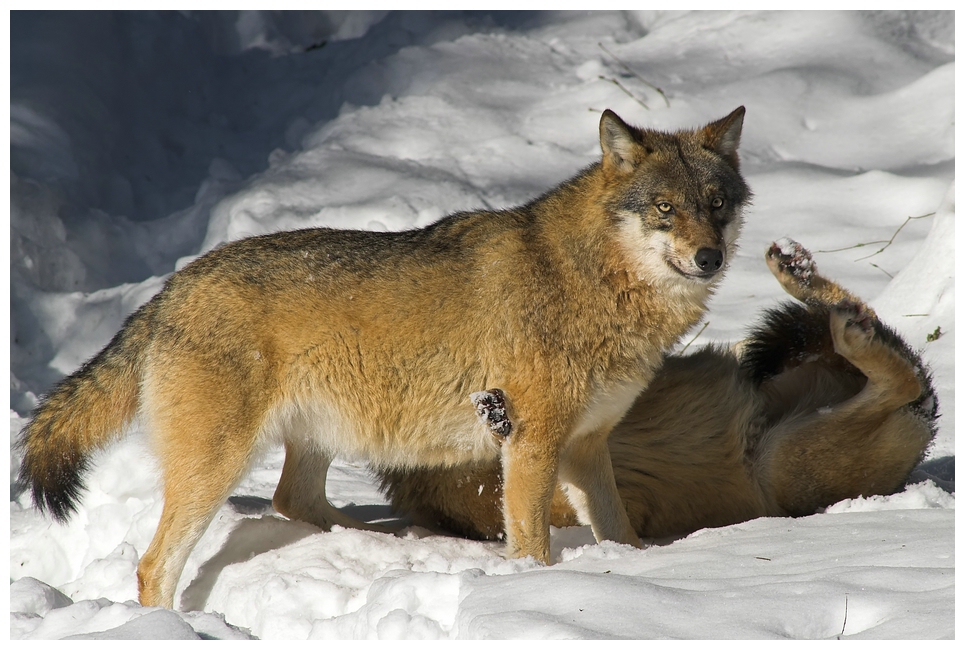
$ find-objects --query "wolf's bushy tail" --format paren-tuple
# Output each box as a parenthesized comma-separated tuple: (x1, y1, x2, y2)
(17, 303, 154, 522)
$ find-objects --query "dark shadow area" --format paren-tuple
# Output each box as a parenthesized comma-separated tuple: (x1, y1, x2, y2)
(226, 494, 401, 525)
(340, 503, 400, 523)
(10, 10, 558, 229)
(907, 455, 954, 493)
(225, 494, 274, 516)
(179, 514, 318, 612)
(180, 495, 410, 611)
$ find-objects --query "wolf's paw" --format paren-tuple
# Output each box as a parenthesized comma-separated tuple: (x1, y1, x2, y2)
(471, 388, 512, 438)
(766, 238, 815, 287)
(830, 299, 875, 355)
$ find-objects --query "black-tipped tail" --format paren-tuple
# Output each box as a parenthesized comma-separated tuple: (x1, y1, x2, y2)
(16, 302, 150, 523)
(17, 434, 91, 523)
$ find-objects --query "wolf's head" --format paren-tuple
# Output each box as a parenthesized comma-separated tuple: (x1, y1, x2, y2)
(600, 107, 750, 295)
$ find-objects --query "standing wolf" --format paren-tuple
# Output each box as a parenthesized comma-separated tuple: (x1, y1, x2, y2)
(19, 107, 749, 609)
(380, 241, 939, 541)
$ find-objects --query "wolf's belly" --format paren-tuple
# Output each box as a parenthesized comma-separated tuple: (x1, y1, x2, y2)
(260, 393, 501, 469)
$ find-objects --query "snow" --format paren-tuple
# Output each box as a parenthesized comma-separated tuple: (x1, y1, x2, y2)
(6, 10, 955, 640)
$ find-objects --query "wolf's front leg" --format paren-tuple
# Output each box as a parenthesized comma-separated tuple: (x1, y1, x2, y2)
(559, 430, 641, 548)
(499, 421, 561, 563)
(765, 238, 867, 311)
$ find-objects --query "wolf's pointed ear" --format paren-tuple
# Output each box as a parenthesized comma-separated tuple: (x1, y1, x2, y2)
(701, 106, 745, 169)
(600, 109, 639, 174)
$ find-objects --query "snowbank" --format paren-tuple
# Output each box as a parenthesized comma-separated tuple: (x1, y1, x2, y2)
(8, 10, 954, 639)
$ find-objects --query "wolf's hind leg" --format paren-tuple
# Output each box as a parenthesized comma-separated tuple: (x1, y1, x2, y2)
(139, 459, 249, 609)
(827, 302, 922, 408)
(765, 238, 867, 311)
(763, 302, 930, 516)
(137, 371, 263, 609)
(273, 439, 390, 533)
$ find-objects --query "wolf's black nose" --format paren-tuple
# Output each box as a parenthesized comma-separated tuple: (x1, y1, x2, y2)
(695, 248, 724, 272)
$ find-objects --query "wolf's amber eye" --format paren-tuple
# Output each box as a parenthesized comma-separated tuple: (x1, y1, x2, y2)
(711, 197, 724, 209)
(656, 202, 673, 214)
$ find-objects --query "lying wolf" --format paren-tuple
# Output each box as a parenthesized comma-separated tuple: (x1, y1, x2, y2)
(379, 240, 939, 540)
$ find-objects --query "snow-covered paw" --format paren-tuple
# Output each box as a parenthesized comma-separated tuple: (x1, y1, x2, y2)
(470, 388, 512, 438)
(766, 238, 816, 287)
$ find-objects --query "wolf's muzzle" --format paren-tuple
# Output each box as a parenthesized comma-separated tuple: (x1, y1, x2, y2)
(694, 247, 724, 275)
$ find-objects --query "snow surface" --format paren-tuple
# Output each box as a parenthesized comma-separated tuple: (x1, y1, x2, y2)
(7, 10, 956, 640)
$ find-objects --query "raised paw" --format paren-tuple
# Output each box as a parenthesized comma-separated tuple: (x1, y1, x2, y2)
(836, 299, 874, 332)
(828, 300, 922, 404)
(766, 238, 816, 287)
(830, 299, 876, 357)
(471, 388, 513, 438)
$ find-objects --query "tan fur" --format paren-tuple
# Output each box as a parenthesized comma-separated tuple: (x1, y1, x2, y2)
(380, 241, 937, 540)
(19, 107, 751, 609)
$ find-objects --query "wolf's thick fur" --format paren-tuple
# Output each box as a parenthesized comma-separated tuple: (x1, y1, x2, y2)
(379, 241, 939, 540)
(19, 108, 750, 608)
